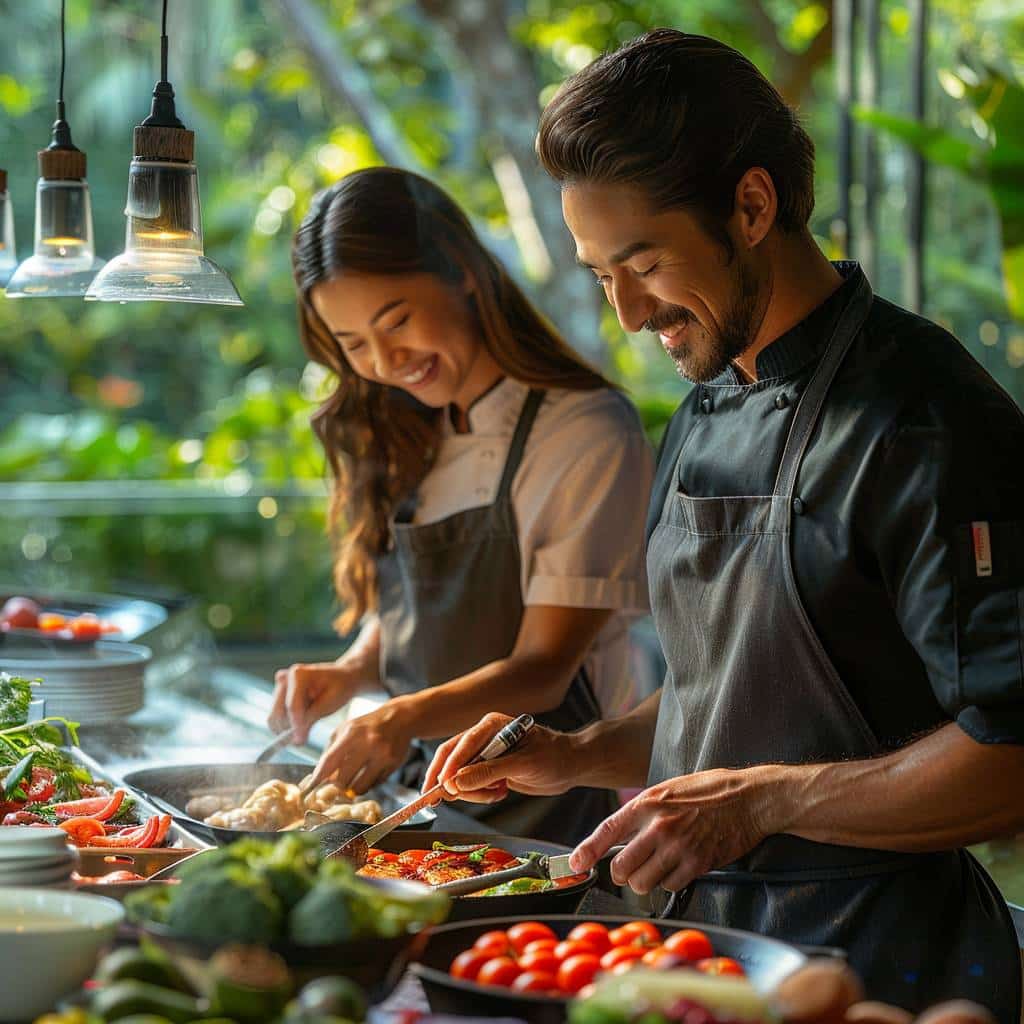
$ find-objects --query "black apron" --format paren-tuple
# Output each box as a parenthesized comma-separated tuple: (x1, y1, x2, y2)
(378, 387, 618, 845)
(647, 269, 1021, 1018)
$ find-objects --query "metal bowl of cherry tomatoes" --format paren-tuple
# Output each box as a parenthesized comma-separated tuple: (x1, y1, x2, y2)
(410, 915, 807, 1024)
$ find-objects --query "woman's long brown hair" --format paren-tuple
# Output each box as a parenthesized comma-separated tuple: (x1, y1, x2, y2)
(292, 166, 612, 633)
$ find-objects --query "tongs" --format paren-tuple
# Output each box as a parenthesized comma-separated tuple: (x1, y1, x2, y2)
(323, 714, 535, 867)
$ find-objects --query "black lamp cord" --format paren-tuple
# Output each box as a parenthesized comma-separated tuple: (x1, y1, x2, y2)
(49, 0, 76, 150)
(142, 0, 185, 129)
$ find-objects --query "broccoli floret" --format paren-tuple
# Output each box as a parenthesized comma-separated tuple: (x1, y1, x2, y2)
(288, 878, 357, 946)
(165, 864, 284, 944)
(124, 882, 175, 925)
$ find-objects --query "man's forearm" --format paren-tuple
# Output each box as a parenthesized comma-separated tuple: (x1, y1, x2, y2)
(766, 722, 1024, 852)
(566, 690, 662, 790)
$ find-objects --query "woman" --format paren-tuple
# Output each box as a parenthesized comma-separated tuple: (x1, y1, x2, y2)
(270, 166, 652, 843)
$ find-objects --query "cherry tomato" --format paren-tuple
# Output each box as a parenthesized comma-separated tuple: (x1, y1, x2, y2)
(610, 960, 640, 975)
(1, 597, 39, 629)
(553, 939, 599, 962)
(616, 921, 662, 944)
(600, 946, 648, 971)
(608, 926, 653, 949)
(664, 928, 715, 962)
(476, 956, 521, 988)
(696, 957, 745, 977)
(641, 948, 687, 969)
(449, 950, 491, 982)
(512, 971, 559, 994)
(557, 954, 601, 994)
(518, 950, 559, 976)
(37, 613, 66, 631)
(70, 614, 103, 640)
(568, 922, 611, 955)
(507, 921, 557, 954)
(473, 930, 511, 958)
(523, 938, 558, 956)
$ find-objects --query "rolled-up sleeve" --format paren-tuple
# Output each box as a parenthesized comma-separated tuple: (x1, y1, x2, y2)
(513, 392, 654, 613)
(872, 394, 1024, 745)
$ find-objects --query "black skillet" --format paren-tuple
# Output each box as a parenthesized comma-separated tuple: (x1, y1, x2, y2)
(412, 914, 807, 1024)
(370, 831, 596, 921)
(121, 762, 437, 846)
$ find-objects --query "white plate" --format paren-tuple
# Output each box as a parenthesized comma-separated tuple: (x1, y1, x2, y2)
(0, 851, 75, 870)
(0, 827, 69, 859)
(0, 863, 73, 885)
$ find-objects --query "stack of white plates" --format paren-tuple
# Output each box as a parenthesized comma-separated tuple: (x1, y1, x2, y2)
(0, 827, 77, 887)
(0, 641, 150, 724)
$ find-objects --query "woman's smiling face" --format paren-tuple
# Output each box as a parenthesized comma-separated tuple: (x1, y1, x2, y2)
(310, 271, 502, 410)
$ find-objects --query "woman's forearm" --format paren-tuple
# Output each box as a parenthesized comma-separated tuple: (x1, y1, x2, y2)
(337, 616, 383, 691)
(767, 722, 1024, 852)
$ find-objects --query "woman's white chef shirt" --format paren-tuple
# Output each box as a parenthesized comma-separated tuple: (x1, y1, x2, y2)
(411, 376, 654, 717)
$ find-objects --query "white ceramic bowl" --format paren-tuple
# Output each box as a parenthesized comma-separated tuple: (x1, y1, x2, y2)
(0, 886, 124, 1020)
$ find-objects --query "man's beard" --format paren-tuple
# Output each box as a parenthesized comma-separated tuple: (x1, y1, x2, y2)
(645, 258, 762, 384)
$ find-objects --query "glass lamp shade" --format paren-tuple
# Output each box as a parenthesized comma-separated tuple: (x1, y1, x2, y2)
(85, 158, 242, 305)
(0, 188, 16, 288)
(5, 179, 104, 298)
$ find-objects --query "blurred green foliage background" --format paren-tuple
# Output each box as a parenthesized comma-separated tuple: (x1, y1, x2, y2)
(1, 0, 1022, 645)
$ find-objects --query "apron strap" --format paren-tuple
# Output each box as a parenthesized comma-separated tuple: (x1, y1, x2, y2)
(496, 388, 546, 503)
(772, 267, 874, 500)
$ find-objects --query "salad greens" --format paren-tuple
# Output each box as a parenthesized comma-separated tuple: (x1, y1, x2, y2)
(0, 673, 36, 728)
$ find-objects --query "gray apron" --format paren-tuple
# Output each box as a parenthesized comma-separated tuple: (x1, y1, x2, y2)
(647, 269, 1021, 1018)
(378, 387, 618, 845)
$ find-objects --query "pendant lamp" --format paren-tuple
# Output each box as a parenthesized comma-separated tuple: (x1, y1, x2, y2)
(85, 0, 243, 306)
(5, 0, 104, 299)
(0, 170, 16, 289)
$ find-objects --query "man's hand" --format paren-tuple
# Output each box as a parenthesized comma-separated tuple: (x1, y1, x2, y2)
(422, 712, 579, 802)
(570, 767, 778, 894)
(268, 661, 366, 744)
(306, 701, 416, 793)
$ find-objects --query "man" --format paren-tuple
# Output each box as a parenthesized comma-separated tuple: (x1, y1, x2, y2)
(423, 30, 1024, 1016)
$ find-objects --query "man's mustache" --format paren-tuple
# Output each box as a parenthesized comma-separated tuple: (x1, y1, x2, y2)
(643, 306, 693, 333)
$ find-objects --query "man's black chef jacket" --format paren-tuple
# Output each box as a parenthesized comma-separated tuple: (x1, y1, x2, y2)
(648, 263, 1024, 751)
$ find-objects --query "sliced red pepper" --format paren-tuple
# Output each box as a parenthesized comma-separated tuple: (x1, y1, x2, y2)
(87, 814, 160, 849)
(151, 814, 171, 847)
(59, 817, 107, 846)
(50, 789, 125, 822)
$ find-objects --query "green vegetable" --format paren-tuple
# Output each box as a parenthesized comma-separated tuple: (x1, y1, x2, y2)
(0, 711, 88, 802)
(2, 751, 34, 799)
(207, 944, 292, 1021)
(467, 846, 490, 864)
(164, 864, 283, 945)
(294, 977, 367, 1022)
(93, 946, 194, 994)
(288, 876, 357, 945)
(478, 877, 553, 896)
(124, 884, 175, 926)
(0, 674, 36, 729)
(90, 980, 203, 1024)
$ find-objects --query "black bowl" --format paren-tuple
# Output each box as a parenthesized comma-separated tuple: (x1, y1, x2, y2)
(371, 832, 596, 921)
(410, 914, 807, 1024)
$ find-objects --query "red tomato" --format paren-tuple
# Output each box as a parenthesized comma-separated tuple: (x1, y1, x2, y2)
(557, 954, 601, 994)
(641, 948, 687, 969)
(568, 922, 611, 955)
(512, 971, 559, 994)
(1, 597, 39, 629)
(553, 939, 599, 962)
(473, 930, 511, 958)
(616, 921, 662, 944)
(608, 926, 651, 949)
(523, 938, 558, 956)
(664, 928, 715, 962)
(696, 957, 745, 977)
(476, 956, 521, 988)
(69, 614, 102, 640)
(37, 613, 66, 631)
(23, 767, 55, 804)
(518, 951, 559, 976)
(449, 950, 491, 982)
(599, 946, 647, 971)
(507, 921, 558, 954)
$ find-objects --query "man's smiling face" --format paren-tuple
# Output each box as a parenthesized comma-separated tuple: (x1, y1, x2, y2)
(563, 182, 764, 383)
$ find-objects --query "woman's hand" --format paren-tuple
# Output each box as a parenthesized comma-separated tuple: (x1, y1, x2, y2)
(422, 712, 578, 803)
(268, 661, 367, 743)
(307, 701, 416, 793)
(568, 766, 780, 894)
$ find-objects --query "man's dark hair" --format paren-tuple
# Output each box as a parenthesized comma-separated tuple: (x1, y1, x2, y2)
(537, 29, 816, 245)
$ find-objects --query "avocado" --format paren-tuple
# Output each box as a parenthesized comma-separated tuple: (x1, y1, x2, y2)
(94, 947, 194, 995)
(207, 944, 292, 1021)
(294, 977, 367, 1022)
(90, 980, 204, 1024)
